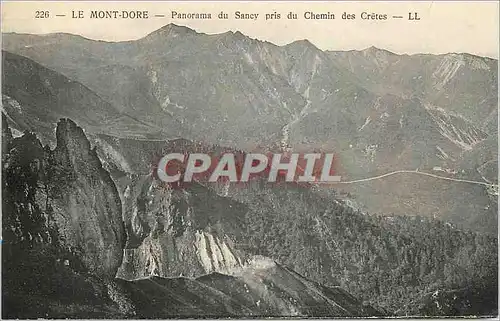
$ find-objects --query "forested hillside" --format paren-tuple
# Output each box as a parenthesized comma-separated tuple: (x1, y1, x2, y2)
(230, 183, 498, 314)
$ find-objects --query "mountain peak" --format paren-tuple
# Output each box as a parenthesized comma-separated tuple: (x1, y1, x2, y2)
(361, 46, 394, 55)
(219, 29, 247, 40)
(287, 39, 318, 51)
(145, 23, 197, 39)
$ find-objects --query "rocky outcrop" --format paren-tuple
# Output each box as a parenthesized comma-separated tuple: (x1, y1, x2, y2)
(116, 174, 248, 280)
(2, 117, 126, 278)
(49, 119, 126, 277)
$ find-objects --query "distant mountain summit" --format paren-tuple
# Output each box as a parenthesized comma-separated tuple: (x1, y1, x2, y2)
(143, 23, 200, 41)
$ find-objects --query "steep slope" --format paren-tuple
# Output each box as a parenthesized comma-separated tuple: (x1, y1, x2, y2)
(116, 174, 249, 280)
(328, 48, 498, 127)
(117, 256, 379, 318)
(3, 29, 307, 147)
(1, 116, 379, 318)
(1, 51, 171, 142)
(222, 179, 497, 314)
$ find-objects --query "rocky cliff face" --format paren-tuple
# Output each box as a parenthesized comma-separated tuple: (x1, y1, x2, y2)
(2, 116, 126, 278)
(50, 119, 126, 277)
(116, 174, 248, 280)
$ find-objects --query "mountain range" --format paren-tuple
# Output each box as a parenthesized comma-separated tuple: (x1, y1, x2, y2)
(1, 24, 498, 318)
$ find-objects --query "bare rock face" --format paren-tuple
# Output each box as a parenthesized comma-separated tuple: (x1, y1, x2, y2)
(2, 117, 126, 278)
(116, 174, 248, 280)
(50, 119, 126, 277)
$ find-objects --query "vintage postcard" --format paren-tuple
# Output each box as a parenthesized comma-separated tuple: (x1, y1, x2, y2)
(1, 1, 498, 318)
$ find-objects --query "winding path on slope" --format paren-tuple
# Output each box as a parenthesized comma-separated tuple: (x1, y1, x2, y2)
(331, 170, 496, 187)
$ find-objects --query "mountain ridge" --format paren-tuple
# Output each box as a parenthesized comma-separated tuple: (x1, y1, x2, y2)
(4, 23, 498, 60)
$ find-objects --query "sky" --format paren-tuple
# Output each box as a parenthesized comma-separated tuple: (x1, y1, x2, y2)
(1, 1, 499, 58)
